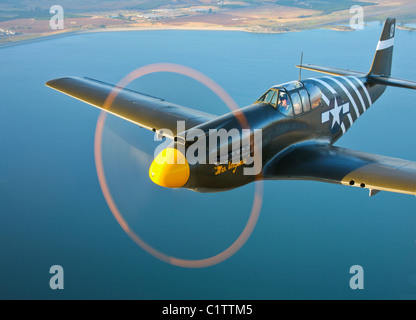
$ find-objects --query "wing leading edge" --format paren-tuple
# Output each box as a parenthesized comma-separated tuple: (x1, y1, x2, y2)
(264, 144, 416, 196)
(46, 77, 217, 138)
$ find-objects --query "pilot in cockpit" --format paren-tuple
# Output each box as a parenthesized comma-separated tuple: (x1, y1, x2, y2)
(278, 92, 289, 110)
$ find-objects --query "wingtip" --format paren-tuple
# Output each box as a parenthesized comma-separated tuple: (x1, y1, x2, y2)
(45, 76, 80, 89)
(45, 77, 64, 89)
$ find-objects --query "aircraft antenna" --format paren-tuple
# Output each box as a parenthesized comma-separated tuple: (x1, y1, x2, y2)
(298, 52, 304, 82)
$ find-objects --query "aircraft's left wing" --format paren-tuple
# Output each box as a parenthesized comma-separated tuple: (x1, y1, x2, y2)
(263, 144, 416, 196)
(46, 77, 217, 139)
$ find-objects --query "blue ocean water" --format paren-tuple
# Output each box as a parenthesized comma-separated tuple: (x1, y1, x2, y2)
(1, 23, 416, 300)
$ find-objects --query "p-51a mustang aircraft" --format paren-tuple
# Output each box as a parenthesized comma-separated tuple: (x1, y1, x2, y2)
(47, 18, 416, 197)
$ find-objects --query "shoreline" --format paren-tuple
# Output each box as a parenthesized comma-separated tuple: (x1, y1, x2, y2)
(0, 25, 287, 48)
(0, 30, 80, 48)
(0, 26, 251, 48)
(0, 24, 350, 49)
(2, 18, 413, 49)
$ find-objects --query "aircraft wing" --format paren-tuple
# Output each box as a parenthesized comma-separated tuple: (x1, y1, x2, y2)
(46, 77, 217, 139)
(264, 144, 416, 196)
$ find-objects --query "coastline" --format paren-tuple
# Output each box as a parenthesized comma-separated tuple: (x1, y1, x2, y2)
(1, 19, 415, 49)
(0, 26, 248, 49)
(0, 25, 282, 49)
(0, 22, 355, 49)
(0, 30, 80, 48)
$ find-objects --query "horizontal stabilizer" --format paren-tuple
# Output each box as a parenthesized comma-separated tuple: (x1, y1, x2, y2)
(296, 64, 416, 90)
(296, 64, 367, 77)
(368, 75, 416, 90)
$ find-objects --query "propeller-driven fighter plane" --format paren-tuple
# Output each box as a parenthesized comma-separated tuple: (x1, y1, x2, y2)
(47, 18, 416, 197)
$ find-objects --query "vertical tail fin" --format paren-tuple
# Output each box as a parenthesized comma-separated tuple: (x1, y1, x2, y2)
(369, 18, 396, 77)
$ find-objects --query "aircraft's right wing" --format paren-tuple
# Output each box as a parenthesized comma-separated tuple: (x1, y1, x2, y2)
(46, 77, 217, 139)
(263, 144, 416, 196)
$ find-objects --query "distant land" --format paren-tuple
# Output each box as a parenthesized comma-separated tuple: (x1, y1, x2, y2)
(1, 0, 416, 45)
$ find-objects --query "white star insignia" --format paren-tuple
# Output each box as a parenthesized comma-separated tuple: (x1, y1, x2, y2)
(322, 100, 350, 129)
(330, 100, 343, 128)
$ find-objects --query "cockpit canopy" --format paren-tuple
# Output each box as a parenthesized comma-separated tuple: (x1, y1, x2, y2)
(256, 81, 322, 117)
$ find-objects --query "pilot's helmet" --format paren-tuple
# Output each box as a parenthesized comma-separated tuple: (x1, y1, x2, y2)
(280, 92, 288, 100)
